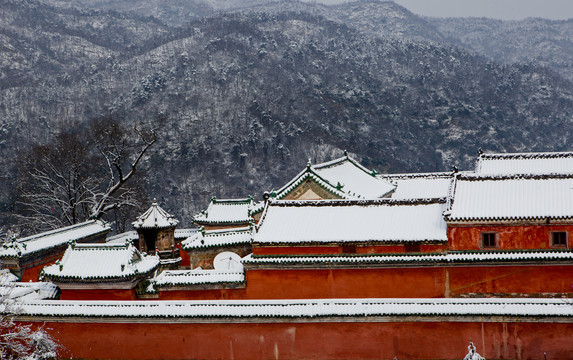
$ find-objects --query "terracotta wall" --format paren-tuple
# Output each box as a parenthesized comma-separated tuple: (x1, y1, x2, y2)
(25, 319, 573, 360)
(61, 288, 136, 301)
(448, 224, 573, 250)
(155, 265, 573, 300)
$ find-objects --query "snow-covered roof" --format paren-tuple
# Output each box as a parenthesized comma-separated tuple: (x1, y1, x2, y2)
(152, 268, 245, 288)
(14, 298, 573, 320)
(313, 154, 395, 199)
(193, 197, 254, 225)
(41, 242, 159, 283)
(0, 270, 59, 300)
(133, 200, 178, 230)
(446, 174, 573, 222)
(182, 226, 252, 250)
(382, 172, 453, 200)
(476, 151, 573, 175)
(254, 199, 448, 245)
(0, 220, 111, 259)
(243, 249, 573, 266)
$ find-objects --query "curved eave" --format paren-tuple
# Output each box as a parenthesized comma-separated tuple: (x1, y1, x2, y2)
(42, 264, 159, 284)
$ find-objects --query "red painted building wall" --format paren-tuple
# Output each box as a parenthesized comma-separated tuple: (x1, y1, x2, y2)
(25, 318, 573, 360)
(448, 224, 573, 250)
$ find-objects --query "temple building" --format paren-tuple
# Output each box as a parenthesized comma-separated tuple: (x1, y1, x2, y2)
(6, 150, 573, 360)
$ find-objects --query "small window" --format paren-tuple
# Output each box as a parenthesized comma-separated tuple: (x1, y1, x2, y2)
(342, 244, 356, 254)
(405, 243, 421, 253)
(481, 233, 497, 248)
(551, 232, 568, 248)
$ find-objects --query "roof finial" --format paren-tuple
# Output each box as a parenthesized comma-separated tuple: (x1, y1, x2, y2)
(344, 149, 348, 158)
(478, 148, 484, 156)
(152, 198, 158, 205)
(451, 165, 458, 173)
(307, 158, 312, 169)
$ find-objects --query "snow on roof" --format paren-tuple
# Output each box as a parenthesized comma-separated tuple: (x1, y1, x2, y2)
(254, 199, 448, 244)
(243, 249, 573, 266)
(0, 270, 58, 300)
(193, 198, 254, 225)
(41, 242, 159, 283)
(182, 226, 252, 250)
(313, 155, 395, 199)
(133, 200, 179, 230)
(152, 268, 245, 288)
(476, 151, 573, 175)
(14, 298, 573, 320)
(446, 174, 573, 221)
(382, 173, 453, 200)
(0, 220, 111, 259)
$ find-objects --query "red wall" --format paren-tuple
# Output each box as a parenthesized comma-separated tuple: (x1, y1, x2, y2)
(448, 224, 573, 250)
(61, 288, 136, 301)
(25, 319, 573, 360)
(155, 265, 573, 300)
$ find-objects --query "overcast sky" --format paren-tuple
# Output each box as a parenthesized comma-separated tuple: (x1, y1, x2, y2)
(392, 0, 573, 20)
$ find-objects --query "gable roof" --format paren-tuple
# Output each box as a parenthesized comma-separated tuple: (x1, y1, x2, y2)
(0, 220, 111, 259)
(312, 154, 396, 199)
(41, 242, 159, 284)
(445, 173, 573, 222)
(251, 154, 396, 215)
(476, 151, 573, 175)
(133, 200, 178, 230)
(254, 199, 448, 245)
(193, 197, 255, 226)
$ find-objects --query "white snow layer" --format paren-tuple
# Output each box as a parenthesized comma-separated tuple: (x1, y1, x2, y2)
(42, 242, 159, 280)
(182, 227, 252, 250)
(0, 220, 110, 258)
(389, 176, 452, 199)
(13, 298, 573, 319)
(477, 152, 573, 175)
(448, 176, 573, 220)
(133, 200, 178, 229)
(255, 200, 448, 243)
(314, 157, 395, 198)
(194, 199, 253, 223)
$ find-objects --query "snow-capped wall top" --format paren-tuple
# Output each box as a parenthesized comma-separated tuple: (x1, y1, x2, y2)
(133, 200, 179, 230)
(41, 242, 159, 283)
(446, 174, 573, 221)
(255, 199, 447, 244)
(243, 249, 573, 266)
(14, 298, 573, 320)
(193, 197, 254, 225)
(0, 220, 111, 259)
(182, 226, 252, 250)
(476, 151, 573, 175)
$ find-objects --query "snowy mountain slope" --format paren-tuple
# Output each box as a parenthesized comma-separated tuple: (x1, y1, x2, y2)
(2, 1, 573, 228)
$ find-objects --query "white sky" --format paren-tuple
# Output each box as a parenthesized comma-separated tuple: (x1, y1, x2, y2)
(391, 0, 573, 20)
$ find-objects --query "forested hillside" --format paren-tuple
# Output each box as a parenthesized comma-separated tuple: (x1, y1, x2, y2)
(2, 0, 573, 230)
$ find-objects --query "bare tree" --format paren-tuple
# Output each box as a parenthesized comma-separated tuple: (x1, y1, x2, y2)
(15, 116, 156, 233)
